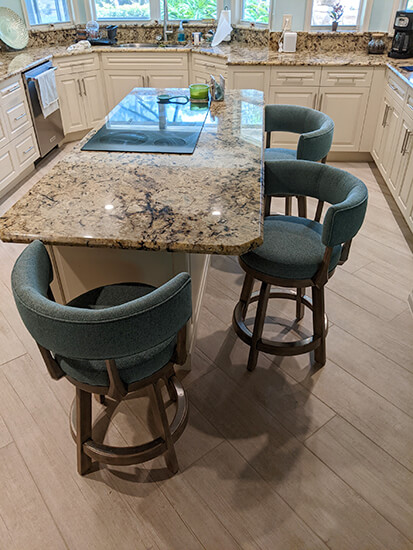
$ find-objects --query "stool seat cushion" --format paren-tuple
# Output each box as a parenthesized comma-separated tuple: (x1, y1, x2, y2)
(241, 216, 342, 280)
(54, 282, 177, 386)
(264, 148, 296, 162)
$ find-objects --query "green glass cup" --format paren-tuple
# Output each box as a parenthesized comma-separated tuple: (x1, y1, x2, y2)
(189, 84, 210, 100)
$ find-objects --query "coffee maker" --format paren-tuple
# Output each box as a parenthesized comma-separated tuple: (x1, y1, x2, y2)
(389, 11, 413, 59)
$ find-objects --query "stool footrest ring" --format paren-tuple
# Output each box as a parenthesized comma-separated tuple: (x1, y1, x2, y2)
(233, 289, 328, 358)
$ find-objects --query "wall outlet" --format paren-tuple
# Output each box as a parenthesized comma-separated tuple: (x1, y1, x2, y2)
(283, 14, 292, 31)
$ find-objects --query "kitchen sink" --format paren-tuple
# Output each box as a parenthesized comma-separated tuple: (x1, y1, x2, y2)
(116, 43, 185, 48)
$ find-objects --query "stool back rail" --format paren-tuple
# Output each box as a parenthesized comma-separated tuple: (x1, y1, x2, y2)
(264, 104, 335, 217)
(11, 240, 192, 475)
(233, 160, 368, 372)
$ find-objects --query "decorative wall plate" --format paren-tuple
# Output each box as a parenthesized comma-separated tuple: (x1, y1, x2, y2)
(0, 8, 29, 51)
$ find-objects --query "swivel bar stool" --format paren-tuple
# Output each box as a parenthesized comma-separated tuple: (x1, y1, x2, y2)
(233, 160, 368, 371)
(264, 104, 335, 217)
(12, 240, 192, 476)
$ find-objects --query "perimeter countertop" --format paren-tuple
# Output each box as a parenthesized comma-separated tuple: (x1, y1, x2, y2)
(0, 89, 264, 254)
(1, 42, 413, 88)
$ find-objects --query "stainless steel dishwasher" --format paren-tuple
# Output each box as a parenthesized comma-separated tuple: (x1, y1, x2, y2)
(22, 60, 64, 159)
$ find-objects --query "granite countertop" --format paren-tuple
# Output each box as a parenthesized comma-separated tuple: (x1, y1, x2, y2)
(0, 89, 264, 254)
(1, 42, 412, 86)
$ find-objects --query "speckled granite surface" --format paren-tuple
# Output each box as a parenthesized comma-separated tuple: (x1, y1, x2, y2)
(0, 42, 402, 84)
(0, 89, 264, 254)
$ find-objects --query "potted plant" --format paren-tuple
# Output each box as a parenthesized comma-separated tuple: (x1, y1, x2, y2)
(330, 2, 344, 31)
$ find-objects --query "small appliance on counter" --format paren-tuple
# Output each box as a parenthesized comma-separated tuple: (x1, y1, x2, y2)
(87, 23, 118, 46)
(389, 10, 413, 59)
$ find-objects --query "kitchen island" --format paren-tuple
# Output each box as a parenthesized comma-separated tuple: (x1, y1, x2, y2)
(0, 88, 264, 360)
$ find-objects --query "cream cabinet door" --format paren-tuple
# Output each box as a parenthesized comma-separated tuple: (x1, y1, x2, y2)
(229, 67, 269, 99)
(104, 71, 145, 111)
(380, 102, 403, 189)
(146, 70, 188, 89)
(56, 74, 87, 134)
(372, 95, 391, 164)
(390, 113, 413, 204)
(267, 86, 319, 148)
(0, 146, 17, 194)
(81, 70, 108, 128)
(0, 110, 7, 149)
(319, 87, 370, 152)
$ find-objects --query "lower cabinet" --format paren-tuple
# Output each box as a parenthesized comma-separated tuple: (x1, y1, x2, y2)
(267, 86, 318, 148)
(104, 71, 145, 111)
(56, 69, 107, 134)
(0, 127, 39, 196)
(228, 67, 270, 98)
(318, 86, 370, 152)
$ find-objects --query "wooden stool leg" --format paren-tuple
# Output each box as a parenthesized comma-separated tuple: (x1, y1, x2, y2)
(153, 379, 179, 474)
(312, 285, 326, 368)
(264, 195, 271, 217)
(296, 288, 305, 321)
(297, 196, 307, 218)
(285, 196, 292, 216)
(76, 388, 92, 475)
(247, 282, 270, 372)
(240, 273, 255, 317)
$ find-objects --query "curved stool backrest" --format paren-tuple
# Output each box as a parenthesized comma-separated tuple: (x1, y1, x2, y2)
(265, 104, 334, 162)
(264, 160, 368, 248)
(11, 240, 192, 361)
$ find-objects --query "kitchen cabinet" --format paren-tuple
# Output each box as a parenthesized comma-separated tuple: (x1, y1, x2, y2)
(55, 55, 107, 135)
(228, 66, 270, 99)
(372, 68, 413, 232)
(319, 87, 370, 152)
(104, 71, 145, 110)
(0, 75, 39, 198)
(191, 53, 228, 85)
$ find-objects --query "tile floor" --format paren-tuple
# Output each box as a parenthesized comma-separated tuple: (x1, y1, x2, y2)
(0, 148, 412, 550)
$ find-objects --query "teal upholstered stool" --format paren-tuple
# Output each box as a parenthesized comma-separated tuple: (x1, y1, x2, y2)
(233, 160, 368, 371)
(12, 241, 192, 476)
(264, 104, 334, 216)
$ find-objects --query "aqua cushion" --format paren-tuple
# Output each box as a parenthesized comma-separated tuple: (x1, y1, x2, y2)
(54, 282, 178, 386)
(241, 216, 342, 280)
(264, 148, 296, 162)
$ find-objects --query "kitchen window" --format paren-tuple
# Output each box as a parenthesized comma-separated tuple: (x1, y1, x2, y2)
(94, 0, 150, 20)
(24, 0, 71, 25)
(160, 0, 217, 20)
(406, 0, 413, 9)
(242, 0, 270, 24)
(309, 0, 363, 29)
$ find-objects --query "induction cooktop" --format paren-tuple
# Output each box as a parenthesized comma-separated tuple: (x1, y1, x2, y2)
(81, 90, 210, 154)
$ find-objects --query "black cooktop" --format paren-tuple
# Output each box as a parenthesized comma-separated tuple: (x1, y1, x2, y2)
(81, 90, 210, 154)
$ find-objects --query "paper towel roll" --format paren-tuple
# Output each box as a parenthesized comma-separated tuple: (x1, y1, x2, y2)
(212, 10, 232, 47)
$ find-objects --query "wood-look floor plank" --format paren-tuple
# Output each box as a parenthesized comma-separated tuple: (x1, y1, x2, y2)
(0, 413, 12, 450)
(196, 304, 335, 441)
(0, 310, 27, 366)
(279, 357, 413, 471)
(306, 415, 413, 542)
(324, 288, 413, 371)
(326, 325, 413, 416)
(0, 442, 67, 550)
(182, 441, 328, 550)
(353, 260, 413, 301)
(188, 369, 411, 550)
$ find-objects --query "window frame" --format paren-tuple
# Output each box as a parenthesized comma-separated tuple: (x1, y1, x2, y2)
(87, 0, 225, 25)
(240, 0, 273, 27)
(21, 0, 75, 29)
(305, 0, 371, 32)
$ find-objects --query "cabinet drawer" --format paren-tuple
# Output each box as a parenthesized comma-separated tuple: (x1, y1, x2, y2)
(0, 77, 24, 108)
(321, 67, 373, 87)
(15, 128, 38, 166)
(6, 101, 30, 137)
(192, 53, 227, 73)
(102, 52, 188, 71)
(0, 147, 17, 192)
(55, 53, 100, 75)
(386, 71, 408, 104)
(270, 67, 321, 87)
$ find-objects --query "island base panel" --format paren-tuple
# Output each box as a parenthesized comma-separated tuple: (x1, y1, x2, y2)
(48, 245, 211, 369)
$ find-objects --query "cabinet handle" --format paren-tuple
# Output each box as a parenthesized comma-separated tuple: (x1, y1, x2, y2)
(23, 145, 34, 154)
(313, 93, 318, 110)
(146, 75, 150, 87)
(77, 79, 82, 96)
(389, 83, 398, 92)
(14, 113, 27, 121)
(405, 131, 413, 155)
(401, 129, 409, 155)
(82, 78, 86, 96)
(401, 130, 412, 155)
(382, 104, 390, 127)
(1, 84, 19, 96)
(318, 93, 323, 111)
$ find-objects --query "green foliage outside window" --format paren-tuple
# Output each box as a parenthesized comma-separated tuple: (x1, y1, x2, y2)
(166, 0, 216, 19)
(95, 0, 150, 19)
(243, 0, 269, 24)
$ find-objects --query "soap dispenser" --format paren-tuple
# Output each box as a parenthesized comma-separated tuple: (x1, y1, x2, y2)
(178, 21, 186, 43)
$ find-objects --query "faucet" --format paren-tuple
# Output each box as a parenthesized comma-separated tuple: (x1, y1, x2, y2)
(163, 0, 173, 42)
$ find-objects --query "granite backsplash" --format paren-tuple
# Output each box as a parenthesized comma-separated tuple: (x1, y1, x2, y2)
(27, 24, 392, 54)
